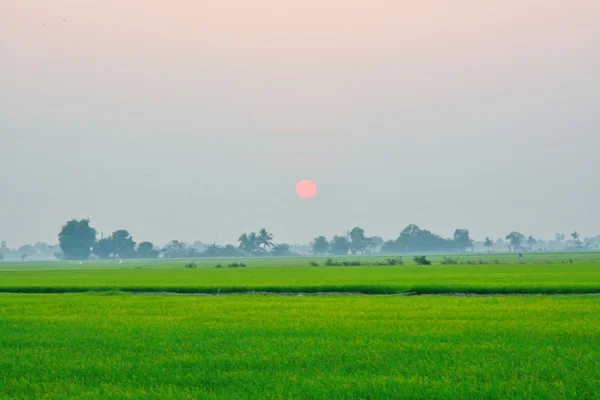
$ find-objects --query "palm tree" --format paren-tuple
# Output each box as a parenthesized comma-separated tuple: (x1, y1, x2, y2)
(257, 229, 274, 252)
(527, 235, 536, 250)
(484, 237, 493, 252)
(571, 231, 581, 247)
(238, 233, 258, 255)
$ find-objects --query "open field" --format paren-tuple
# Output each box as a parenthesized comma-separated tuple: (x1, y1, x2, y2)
(1, 294, 599, 399)
(1, 253, 600, 294)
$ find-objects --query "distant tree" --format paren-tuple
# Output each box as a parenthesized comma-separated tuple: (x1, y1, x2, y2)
(58, 219, 97, 260)
(93, 238, 116, 259)
(453, 229, 472, 252)
(484, 237, 493, 252)
(20, 254, 27, 261)
(311, 236, 330, 255)
(527, 235, 537, 250)
(555, 233, 565, 243)
(348, 227, 369, 254)
(330, 235, 350, 255)
(367, 236, 385, 253)
(137, 241, 159, 259)
(162, 240, 189, 258)
(271, 243, 292, 257)
(257, 229, 274, 252)
(1, 241, 7, 251)
(382, 239, 398, 253)
(571, 231, 581, 247)
(505, 232, 525, 252)
(0, 253, 4, 261)
(238, 233, 259, 255)
(111, 230, 136, 258)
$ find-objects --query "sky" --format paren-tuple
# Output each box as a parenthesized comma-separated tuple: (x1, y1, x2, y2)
(1, 0, 599, 246)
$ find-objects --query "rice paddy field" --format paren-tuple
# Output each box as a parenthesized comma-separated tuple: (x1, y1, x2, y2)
(1, 253, 599, 399)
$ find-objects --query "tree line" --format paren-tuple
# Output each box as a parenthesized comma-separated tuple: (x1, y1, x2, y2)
(0, 218, 594, 261)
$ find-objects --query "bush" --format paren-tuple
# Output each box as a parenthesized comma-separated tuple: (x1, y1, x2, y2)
(324, 258, 365, 267)
(185, 262, 197, 268)
(227, 262, 247, 268)
(459, 260, 477, 265)
(376, 257, 404, 266)
(215, 263, 224, 268)
(413, 256, 431, 265)
(441, 257, 459, 265)
(309, 261, 320, 266)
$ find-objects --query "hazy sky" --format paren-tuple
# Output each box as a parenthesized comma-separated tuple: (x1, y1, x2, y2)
(1, 0, 599, 246)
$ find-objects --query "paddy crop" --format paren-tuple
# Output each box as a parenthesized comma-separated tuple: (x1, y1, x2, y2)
(0, 261, 599, 295)
(1, 294, 599, 399)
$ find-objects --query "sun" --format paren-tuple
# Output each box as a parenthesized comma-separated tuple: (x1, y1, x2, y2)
(296, 180, 317, 199)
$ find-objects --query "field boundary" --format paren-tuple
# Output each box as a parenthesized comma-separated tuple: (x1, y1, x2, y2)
(1, 289, 600, 297)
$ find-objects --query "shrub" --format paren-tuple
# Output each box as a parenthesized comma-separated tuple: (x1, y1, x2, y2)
(185, 262, 197, 269)
(460, 260, 477, 265)
(324, 259, 365, 267)
(441, 257, 459, 265)
(375, 257, 404, 266)
(413, 255, 432, 265)
(227, 262, 247, 268)
(214, 263, 224, 268)
(309, 261, 320, 266)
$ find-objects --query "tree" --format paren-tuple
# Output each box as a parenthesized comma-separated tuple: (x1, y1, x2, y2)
(271, 243, 292, 257)
(367, 236, 384, 253)
(527, 235, 537, 250)
(483, 237, 493, 252)
(112, 230, 136, 258)
(348, 227, 369, 254)
(238, 233, 259, 255)
(137, 241, 159, 258)
(330, 235, 350, 255)
(257, 229, 274, 252)
(571, 231, 581, 247)
(555, 233, 565, 243)
(163, 240, 190, 258)
(311, 236, 330, 255)
(93, 238, 116, 259)
(58, 219, 97, 260)
(1, 241, 6, 251)
(505, 232, 525, 252)
(0, 253, 4, 261)
(453, 229, 472, 252)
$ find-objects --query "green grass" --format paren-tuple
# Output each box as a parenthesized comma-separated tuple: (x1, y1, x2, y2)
(1, 294, 599, 399)
(0, 260, 599, 294)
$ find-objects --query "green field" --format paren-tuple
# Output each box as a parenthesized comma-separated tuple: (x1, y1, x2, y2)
(1, 255, 599, 399)
(1, 254, 600, 294)
(1, 294, 599, 399)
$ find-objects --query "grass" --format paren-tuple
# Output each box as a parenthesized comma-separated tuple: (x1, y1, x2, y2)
(1, 294, 599, 399)
(0, 261, 599, 295)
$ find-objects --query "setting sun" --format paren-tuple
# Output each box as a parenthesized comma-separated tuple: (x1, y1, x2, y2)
(296, 180, 317, 199)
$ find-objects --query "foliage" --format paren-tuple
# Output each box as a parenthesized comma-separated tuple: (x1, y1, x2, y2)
(185, 262, 198, 269)
(505, 232, 525, 251)
(271, 243, 292, 257)
(375, 257, 404, 266)
(348, 227, 370, 254)
(441, 256, 459, 265)
(58, 219, 97, 260)
(137, 242, 159, 259)
(311, 236, 330, 255)
(483, 237, 493, 251)
(227, 262, 247, 268)
(330, 235, 350, 255)
(93, 238, 117, 260)
(324, 258, 364, 266)
(453, 229, 473, 252)
(309, 261, 319, 266)
(413, 255, 432, 265)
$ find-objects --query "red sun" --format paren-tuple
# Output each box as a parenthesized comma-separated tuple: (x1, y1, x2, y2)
(296, 180, 317, 199)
